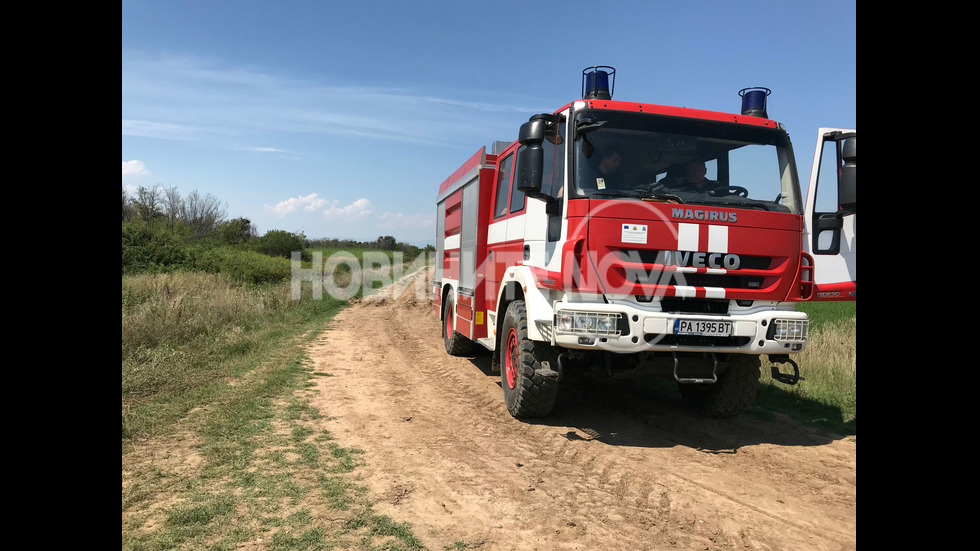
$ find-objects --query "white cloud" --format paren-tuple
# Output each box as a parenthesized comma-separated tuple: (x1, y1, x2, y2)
(265, 195, 376, 222)
(323, 198, 372, 219)
(122, 160, 150, 177)
(256, 194, 433, 243)
(266, 193, 328, 216)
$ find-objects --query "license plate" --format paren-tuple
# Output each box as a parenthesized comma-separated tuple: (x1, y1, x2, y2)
(674, 319, 732, 336)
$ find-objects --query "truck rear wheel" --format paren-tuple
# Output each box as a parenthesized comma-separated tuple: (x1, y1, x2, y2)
(443, 293, 478, 356)
(500, 300, 559, 418)
(678, 355, 761, 418)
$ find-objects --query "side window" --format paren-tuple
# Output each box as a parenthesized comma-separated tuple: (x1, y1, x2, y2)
(814, 138, 841, 214)
(494, 154, 513, 219)
(812, 137, 846, 253)
(546, 120, 565, 241)
(544, 120, 565, 198)
(509, 153, 526, 213)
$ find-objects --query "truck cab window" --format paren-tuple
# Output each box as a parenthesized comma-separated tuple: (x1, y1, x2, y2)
(544, 122, 565, 199)
(509, 153, 526, 214)
(494, 154, 513, 218)
(570, 110, 799, 214)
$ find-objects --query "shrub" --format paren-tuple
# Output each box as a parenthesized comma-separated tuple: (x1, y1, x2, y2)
(254, 230, 305, 259)
(214, 217, 255, 245)
(122, 220, 191, 273)
(190, 246, 291, 285)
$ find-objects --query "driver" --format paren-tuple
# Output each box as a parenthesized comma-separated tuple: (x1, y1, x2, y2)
(660, 160, 719, 192)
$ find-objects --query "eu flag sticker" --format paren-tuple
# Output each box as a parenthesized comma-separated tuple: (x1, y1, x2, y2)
(621, 224, 648, 244)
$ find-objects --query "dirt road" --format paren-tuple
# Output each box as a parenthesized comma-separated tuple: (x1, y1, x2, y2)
(306, 271, 856, 550)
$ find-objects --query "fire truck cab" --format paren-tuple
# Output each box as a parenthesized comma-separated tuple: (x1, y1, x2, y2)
(435, 67, 855, 419)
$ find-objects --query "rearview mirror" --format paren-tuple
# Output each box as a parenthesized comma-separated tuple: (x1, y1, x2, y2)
(516, 114, 559, 204)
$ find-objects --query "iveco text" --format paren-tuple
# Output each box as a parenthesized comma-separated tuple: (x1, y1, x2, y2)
(658, 250, 741, 269)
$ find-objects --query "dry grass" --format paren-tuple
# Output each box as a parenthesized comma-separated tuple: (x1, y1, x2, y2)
(761, 315, 856, 424)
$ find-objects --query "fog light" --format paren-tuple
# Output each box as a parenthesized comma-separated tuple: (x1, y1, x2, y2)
(598, 314, 616, 333)
(575, 313, 597, 332)
(555, 311, 623, 336)
(557, 313, 573, 332)
(769, 319, 808, 342)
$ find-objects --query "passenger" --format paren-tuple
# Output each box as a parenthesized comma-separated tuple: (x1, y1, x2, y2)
(581, 147, 622, 191)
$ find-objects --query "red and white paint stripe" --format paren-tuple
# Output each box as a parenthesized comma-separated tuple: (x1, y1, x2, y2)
(674, 222, 729, 299)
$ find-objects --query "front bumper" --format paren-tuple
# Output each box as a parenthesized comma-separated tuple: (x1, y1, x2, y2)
(546, 299, 808, 355)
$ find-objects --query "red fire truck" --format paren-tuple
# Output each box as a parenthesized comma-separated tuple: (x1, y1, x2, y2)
(434, 66, 855, 418)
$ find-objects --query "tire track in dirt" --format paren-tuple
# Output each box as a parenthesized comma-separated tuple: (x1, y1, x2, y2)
(305, 270, 856, 550)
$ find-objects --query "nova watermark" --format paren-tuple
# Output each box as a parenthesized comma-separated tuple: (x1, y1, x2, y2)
(291, 250, 436, 302)
(291, 199, 704, 305)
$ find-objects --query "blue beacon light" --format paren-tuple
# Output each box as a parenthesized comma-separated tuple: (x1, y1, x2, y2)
(582, 66, 615, 100)
(739, 87, 771, 118)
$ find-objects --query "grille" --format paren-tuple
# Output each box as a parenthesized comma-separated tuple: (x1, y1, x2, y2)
(644, 334, 752, 347)
(617, 249, 771, 290)
(616, 249, 772, 269)
(622, 269, 765, 290)
(660, 298, 729, 315)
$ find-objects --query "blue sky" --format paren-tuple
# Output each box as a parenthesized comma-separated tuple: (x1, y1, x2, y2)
(122, 0, 856, 247)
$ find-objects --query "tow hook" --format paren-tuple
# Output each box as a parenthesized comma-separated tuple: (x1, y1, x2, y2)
(536, 359, 562, 381)
(768, 355, 804, 385)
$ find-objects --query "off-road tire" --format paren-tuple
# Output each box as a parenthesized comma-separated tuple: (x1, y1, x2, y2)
(443, 293, 479, 356)
(500, 300, 559, 418)
(678, 355, 761, 418)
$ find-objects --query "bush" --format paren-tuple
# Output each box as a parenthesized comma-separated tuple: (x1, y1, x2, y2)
(122, 220, 191, 273)
(214, 217, 255, 246)
(254, 230, 305, 259)
(190, 246, 291, 285)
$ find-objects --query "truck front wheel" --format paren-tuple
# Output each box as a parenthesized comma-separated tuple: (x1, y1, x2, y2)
(678, 355, 761, 418)
(500, 300, 559, 418)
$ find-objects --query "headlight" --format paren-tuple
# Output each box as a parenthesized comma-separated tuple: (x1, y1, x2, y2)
(555, 311, 622, 336)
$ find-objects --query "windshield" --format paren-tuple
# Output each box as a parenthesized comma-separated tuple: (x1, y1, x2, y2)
(572, 109, 802, 214)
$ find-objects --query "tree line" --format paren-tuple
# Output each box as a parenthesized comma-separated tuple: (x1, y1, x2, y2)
(123, 184, 431, 277)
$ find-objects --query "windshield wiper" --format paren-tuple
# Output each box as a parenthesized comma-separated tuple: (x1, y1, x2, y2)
(641, 192, 684, 204)
(706, 199, 772, 211)
(588, 190, 686, 204)
(590, 190, 641, 198)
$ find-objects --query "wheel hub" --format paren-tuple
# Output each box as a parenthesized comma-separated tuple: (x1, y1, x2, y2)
(505, 328, 518, 389)
(445, 302, 453, 336)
